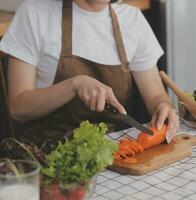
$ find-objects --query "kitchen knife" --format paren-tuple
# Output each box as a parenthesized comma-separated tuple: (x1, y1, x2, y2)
(105, 103, 153, 135)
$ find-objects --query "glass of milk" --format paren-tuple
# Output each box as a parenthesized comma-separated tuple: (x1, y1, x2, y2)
(0, 159, 40, 200)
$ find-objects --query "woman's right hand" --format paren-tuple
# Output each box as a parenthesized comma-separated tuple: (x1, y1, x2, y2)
(73, 75, 126, 114)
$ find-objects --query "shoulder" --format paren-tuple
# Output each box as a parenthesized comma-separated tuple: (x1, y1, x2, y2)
(111, 3, 149, 33)
(18, 0, 56, 9)
(12, 0, 61, 35)
(111, 3, 141, 21)
(16, 0, 60, 19)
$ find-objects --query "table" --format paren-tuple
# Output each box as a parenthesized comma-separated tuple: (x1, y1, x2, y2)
(91, 122, 196, 200)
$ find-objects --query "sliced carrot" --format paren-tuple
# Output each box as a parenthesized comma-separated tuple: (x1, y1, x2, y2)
(127, 139, 144, 153)
(113, 136, 150, 164)
(119, 142, 131, 150)
(137, 124, 167, 150)
(127, 144, 139, 154)
(113, 152, 122, 160)
(120, 140, 140, 154)
(114, 125, 167, 165)
(122, 157, 138, 164)
(126, 148, 136, 156)
(126, 137, 134, 143)
(120, 149, 135, 157)
(132, 141, 144, 153)
(119, 152, 129, 159)
(119, 146, 135, 153)
(119, 138, 128, 143)
(124, 138, 142, 153)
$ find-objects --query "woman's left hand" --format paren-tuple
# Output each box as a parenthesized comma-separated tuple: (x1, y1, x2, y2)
(151, 102, 179, 143)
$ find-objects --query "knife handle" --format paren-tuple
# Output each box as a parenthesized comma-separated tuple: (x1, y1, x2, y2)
(105, 103, 119, 114)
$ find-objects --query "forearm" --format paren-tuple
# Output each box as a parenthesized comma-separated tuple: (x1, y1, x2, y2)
(147, 93, 173, 116)
(132, 67, 173, 116)
(10, 78, 76, 122)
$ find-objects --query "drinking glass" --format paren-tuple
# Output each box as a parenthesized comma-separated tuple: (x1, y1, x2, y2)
(0, 159, 40, 200)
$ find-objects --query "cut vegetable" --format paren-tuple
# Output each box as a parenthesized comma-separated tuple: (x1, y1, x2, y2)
(137, 125, 167, 150)
(127, 139, 144, 153)
(123, 157, 138, 164)
(114, 137, 144, 164)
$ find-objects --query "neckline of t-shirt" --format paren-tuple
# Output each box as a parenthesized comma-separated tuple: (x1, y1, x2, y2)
(73, 2, 110, 19)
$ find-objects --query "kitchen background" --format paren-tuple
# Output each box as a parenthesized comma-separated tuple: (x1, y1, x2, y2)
(0, 0, 195, 137)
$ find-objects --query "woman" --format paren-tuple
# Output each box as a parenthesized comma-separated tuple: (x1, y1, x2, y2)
(0, 0, 178, 147)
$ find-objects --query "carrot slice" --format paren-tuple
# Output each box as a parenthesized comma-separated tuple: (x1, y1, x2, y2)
(113, 152, 122, 160)
(114, 137, 146, 164)
(120, 140, 139, 154)
(122, 157, 138, 164)
(119, 149, 135, 157)
(127, 139, 144, 153)
(137, 124, 167, 150)
(126, 148, 136, 156)
(133, 141, 144, 153)
(119, 142, 131, 150)
(127, 144, 139, 154)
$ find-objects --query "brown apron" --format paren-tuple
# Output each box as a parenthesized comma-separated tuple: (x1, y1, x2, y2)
(22, 0, 133, 149)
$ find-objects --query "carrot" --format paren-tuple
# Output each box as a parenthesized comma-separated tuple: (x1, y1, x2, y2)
(127, 143, 139, 154)
(113, 152, 122, 160)
(120, 149, 135, 157)
(119, 141, 132, 149)
(114, 125, 167, 164)
(120, 147, 136, 155)
(119, 139, 139, 154)
(122, 157, 138, 164)
(118, 151, 129, 158)
(137, 124, 167, 150)
(127, 138, 144, 153)
(114, 137, 144, 164)
(126, 148, 136, 156)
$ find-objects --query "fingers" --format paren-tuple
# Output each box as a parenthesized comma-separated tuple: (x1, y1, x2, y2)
(76, 76, 126, 113)
(106, 88, 127, 114)
(81, 94, 90, 108)
(87, 88, 126, 114)
(96, 92, 105, 112)
(166, 109, 179, 143)
(89, 90, 105, 112)
(152, 103, 179, 144)
(114, 101, 127, 114)
(151, 110, 158, 127)
(156, 108, 168, 130)
(109, 99, 127, 114)
(90, 95, 97, 111)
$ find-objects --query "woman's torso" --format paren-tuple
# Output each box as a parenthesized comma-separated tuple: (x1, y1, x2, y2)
(0, 0, 163, 89)
(26, 0, 143, 87)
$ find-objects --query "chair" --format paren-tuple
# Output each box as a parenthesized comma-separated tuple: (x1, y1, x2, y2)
(0, 52, 15, 139)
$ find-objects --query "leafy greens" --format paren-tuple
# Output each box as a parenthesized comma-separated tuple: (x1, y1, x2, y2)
(42, 121, 118, 189)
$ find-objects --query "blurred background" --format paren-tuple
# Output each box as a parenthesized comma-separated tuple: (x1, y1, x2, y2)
(0, 0, 195, 137)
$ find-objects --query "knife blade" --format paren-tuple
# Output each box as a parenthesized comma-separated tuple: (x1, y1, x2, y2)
(105, 103, 153, 135)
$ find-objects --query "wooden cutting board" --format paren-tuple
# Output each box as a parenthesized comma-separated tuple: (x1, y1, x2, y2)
(109, 134, 196, 175)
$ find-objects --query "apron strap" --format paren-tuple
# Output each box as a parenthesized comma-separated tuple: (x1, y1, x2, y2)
(61, 0, 73, 57)
(61, 1, 129, 66)
(109, 4, 129, 66)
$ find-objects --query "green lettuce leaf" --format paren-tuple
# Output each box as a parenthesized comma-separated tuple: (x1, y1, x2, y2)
(42, 121, 117, 189)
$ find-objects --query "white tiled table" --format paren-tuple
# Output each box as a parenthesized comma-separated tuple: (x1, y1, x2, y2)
(90, 122, 196, 200)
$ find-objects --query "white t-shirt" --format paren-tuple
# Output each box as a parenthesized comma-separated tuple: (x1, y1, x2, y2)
(0, 0, 164, 88)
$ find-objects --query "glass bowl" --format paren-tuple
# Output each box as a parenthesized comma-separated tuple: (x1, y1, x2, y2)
(84, 175, 97, 200)
(40, 175, 97, 200)
(178, 100, 196, 128)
